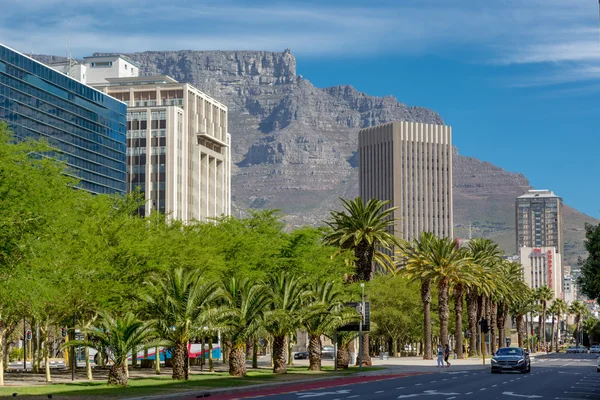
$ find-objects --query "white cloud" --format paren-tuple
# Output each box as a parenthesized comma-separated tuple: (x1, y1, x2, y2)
(1, 0, 600, 85)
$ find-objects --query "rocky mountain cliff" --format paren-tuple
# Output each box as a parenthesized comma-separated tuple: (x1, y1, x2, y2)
(37, 50, 597, 265)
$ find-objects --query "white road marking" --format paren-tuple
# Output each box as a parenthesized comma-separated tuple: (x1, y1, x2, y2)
(375, 391, 384, 394)
(396, 387, 405, 390)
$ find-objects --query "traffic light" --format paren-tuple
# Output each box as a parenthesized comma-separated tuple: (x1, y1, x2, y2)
(26, 330, 32, 341)
(480, 318, 490, 334)
(61, 327, 67, 338)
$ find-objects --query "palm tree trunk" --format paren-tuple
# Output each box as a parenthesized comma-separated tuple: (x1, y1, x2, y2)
(308, 333, 322, 371)
(360, 333, 372, 366)
(107, 363, 128, 386)
(490, 302, 497, 354)
(273, 334, 287, 374)
(155, 347, 161, 375)
(453, 285, 464, 359)
(252, 339, 258, 369)
(229, 343, 247, 377)
(556, 314, 562, 352)
(516, 315, 524, 348)
(421, 280, 433, 360)
(355, 242, 374, 281)
(438, 281, 450, 347)
(542, 304, 547, 351)
(538, 312, 542, 351)
(209, 341, 215, 372)
(337, 341, 350, 369)
(172, 341, 188, 380)
(550, 315, 556, 352)
(497, 304, 507, 349)
(467, 290, 478, 357)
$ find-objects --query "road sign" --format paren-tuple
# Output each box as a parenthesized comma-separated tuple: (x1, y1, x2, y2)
(337, 302, 370, 332)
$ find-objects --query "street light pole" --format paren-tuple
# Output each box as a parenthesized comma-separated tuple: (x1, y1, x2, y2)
(23, 317, 26, 372)
(359, 283, 365, 372)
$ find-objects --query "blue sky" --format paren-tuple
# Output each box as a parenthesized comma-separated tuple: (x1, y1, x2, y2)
(2, 0, 600, 218)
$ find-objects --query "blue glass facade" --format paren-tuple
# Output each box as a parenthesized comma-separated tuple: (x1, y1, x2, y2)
(0, 44, 127, 194)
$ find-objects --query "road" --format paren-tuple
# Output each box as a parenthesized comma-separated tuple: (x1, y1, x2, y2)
(204, 353, 600, 400)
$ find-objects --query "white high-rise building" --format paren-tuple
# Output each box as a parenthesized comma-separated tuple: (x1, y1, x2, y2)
(358, 121, 453, 241)
(93, 75, 231, 221)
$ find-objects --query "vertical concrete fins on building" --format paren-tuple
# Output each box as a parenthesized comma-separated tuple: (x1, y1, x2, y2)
(358, 121, 453, 241)
(93, 76, 231, 222)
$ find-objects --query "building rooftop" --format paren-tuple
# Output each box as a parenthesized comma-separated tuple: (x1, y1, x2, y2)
(83, 54, 140, 68)
(95, 75, 179, 86)
(517, 189, 561, 199)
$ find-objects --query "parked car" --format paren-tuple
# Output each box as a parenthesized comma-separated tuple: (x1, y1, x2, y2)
(590, 345, 600, 354)
(321, 345, 335, 360)
(491, 347, 530, 374)
(293, 351, 309, 360)
(566, 346, 588, 354)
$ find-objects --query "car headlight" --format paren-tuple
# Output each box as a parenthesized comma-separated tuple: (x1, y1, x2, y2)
(517, 359, 525, 364)
(491, 359, 498, 364)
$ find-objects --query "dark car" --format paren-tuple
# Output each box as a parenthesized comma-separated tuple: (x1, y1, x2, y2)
(293, 351, 309, 360)
(491, 347, 530, 374)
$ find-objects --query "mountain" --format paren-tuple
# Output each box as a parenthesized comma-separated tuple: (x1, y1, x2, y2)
(34, 50, 598, 266)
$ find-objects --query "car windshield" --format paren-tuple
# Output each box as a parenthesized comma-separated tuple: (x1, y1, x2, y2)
(495, 348, 523, 356)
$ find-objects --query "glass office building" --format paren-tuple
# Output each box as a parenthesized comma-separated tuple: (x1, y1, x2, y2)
(0, 43, 127, 194)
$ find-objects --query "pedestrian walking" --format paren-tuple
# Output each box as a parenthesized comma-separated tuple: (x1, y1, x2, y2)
(444, 345, 451, 367)
(436, 344, 444, 367)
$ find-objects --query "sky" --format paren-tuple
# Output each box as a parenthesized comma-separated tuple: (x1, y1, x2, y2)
(2, 0, 600, 217)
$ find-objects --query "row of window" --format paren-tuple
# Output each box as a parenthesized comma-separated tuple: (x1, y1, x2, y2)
(0, 86, 125, 152)
(127, 146, 167, 155)
(1, 106, 126, 175)
(0, 56, 126, 130)
(126, 129, 167, 139)
(0, 98, 125, 162)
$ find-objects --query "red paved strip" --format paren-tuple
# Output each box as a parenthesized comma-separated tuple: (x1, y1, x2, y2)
(203, 373, 428, 399)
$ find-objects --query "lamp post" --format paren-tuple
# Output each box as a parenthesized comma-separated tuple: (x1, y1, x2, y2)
(359, 283, 365, 372)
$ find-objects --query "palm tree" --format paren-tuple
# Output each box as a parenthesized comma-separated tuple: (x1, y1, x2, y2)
(324, 197, 399, 281)
(509, 293, 534, 348)
(143, 268, 221, 380)
(65, 313, 154, 386)
(426, 236, 472, 351)
(220, 277, 271, 377)
(569, 300, 588, 347)
(265, 272, 308, 374)
(553, 299, 568, 352)
(495, 261, 526, 350)
(397, 232, 435, 360)
(324, 197, 399, 365)
(302, 280, 356, 371)
(534, 286, 554, 351)
(466, 239, 501, 356)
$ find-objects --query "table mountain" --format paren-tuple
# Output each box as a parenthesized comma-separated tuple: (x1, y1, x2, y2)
(37, 50, 596, 265)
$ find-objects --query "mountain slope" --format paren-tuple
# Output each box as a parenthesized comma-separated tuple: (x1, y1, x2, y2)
(37, 50, 597, 265)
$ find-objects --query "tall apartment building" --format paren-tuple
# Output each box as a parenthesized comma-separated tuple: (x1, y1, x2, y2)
(516, 189, 563, 254)
(359, 121, 453, 241)
(92, 74, 231, 221)
(0, 43, 127, 194)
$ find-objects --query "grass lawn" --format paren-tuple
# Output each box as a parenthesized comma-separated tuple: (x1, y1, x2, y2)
(0, 366, 384, 399)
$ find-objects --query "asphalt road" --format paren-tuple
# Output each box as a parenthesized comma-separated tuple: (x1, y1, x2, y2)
(209, 353, 600, 400)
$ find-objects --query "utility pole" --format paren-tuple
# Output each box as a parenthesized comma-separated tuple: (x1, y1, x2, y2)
(359, 283, 365, 372)
(22, 317, 26, 372)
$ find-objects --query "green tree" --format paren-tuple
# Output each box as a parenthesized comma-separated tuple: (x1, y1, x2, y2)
(509, 292, 534, 348)
(369, 274, 422, 357)
(143, 268, 222, 380)
(534, 286, 554, 350)
(302, 280, 354, 371)
(577, 222, 600, 303)
(553, 299, 568, 352)
(265, 272, 308, 374)
(66, 313, 154, 386)
(220, 277, 271, 377)
(569, 300, 588, 347)
(324, 197, 399, 366)
(398, 232, 435, 360)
